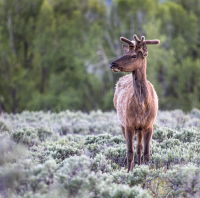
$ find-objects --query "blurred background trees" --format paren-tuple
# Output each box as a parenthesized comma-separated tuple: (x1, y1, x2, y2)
(0, 0, 200, 113)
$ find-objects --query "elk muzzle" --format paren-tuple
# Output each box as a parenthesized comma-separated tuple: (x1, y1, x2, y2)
(110, 62, 121, 72)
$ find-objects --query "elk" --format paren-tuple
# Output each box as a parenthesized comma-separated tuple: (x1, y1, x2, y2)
(110, 35, 160, 172)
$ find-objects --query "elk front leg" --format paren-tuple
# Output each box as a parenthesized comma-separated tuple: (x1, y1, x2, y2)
(125, 127, 134, 173)
(143, 126, 153, 165)
(136, 130, 143, 165)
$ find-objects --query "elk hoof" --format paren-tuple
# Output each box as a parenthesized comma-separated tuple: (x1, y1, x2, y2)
(144, 154, 150, 165)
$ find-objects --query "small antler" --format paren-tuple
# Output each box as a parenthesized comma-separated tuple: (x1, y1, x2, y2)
(120, 37, 134, 47)
(133, 35, 160, 58)
(134, 34, 160, 48)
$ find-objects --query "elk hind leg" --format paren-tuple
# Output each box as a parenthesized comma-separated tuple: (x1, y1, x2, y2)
(136, 130, 143, 165)
(121, 125, 125, 139)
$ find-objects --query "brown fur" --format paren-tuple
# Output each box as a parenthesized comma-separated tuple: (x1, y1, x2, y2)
(110, 35, 160, 172)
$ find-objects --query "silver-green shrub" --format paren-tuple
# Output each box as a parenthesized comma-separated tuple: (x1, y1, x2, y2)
(1, 109, 200, 197)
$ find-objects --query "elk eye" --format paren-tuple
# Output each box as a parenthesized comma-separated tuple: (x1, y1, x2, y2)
(131, 55, 136, 58)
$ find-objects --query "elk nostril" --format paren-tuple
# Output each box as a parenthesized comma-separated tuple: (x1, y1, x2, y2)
(110, 62, 116, 68)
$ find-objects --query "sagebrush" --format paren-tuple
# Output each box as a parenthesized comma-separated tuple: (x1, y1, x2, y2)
(0, 109, 200, 197)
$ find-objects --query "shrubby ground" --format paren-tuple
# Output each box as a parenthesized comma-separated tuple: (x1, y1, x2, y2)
(1, 109, 200, 197)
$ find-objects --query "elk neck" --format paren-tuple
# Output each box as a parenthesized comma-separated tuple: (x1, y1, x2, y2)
(131, 58, 149, 105)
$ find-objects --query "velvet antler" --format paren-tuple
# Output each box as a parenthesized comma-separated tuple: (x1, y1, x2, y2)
(133, 35, 160, 48)
(120, 37, 134, 47)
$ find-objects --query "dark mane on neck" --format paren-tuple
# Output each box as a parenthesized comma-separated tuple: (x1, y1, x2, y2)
(132, 63, 149, 106)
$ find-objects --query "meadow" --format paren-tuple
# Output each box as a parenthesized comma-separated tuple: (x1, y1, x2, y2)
(1, 109, 200, 198)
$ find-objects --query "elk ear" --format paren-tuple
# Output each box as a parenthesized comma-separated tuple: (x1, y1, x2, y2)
(122, 44, 129, 53)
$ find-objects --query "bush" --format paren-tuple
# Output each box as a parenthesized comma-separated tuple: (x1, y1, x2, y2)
(1, 110, 200, 197)
(11, 127, 40, 147)
(161, 164, 200, 197)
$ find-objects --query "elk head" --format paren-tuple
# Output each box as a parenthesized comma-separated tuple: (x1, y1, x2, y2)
(110, 35, 160, 72)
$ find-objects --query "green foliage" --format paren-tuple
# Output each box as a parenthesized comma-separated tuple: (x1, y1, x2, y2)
(58, 155, 150, 198)
(0, 119, 10, 133)
(11, 127, 40, 147)
(92, 153, 116, 172)
(11, 126, 53, 146)
(1, 110, 200, 197)
(20, 159, 57, 195)
(1, 0, 200, 112)
(0, 133, 27, 166)
(159, 164, 200, 197)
